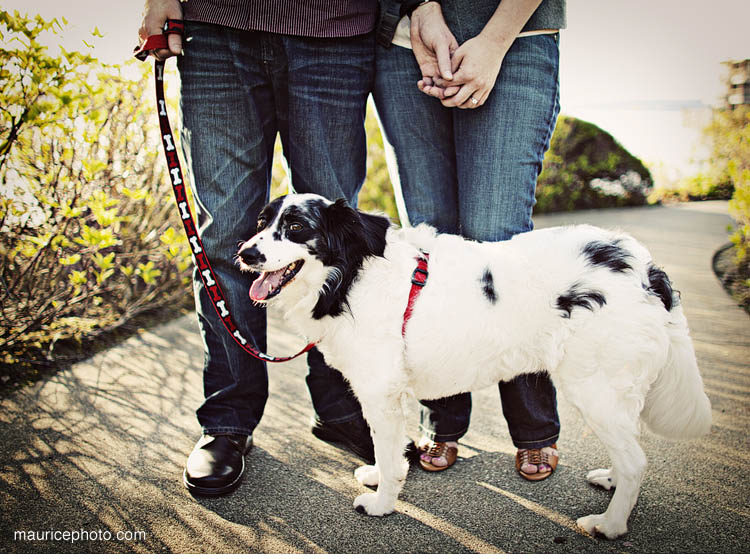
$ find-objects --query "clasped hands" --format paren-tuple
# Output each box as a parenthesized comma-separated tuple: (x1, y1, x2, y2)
(410, 2, 507, 109)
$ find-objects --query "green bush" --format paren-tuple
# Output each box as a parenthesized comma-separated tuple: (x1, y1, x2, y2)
(0, 12, 192, 376)
(716, 106, 750, 310)
(536, 116, 652, 213)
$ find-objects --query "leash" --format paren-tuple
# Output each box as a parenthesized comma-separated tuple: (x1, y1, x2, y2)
(134, 20, 315, 363)
(402, 253, 429, 336)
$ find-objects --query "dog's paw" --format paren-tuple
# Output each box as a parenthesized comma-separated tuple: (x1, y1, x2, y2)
(354, 464, 379, 487)
(586, 468, 616, 490)
(576, 513, 627, 539)
(353, 492, 395, 517)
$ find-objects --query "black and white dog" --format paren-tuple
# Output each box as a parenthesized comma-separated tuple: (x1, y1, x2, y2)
(237, 193, 711, 539)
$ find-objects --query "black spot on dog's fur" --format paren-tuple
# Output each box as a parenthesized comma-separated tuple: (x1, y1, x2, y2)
(480, 268, 497, 304)
(309, 199, 390, 320)
(556, 282, 607, 318)
(646, 263, 678, 311)
(582, 240, 632, 273)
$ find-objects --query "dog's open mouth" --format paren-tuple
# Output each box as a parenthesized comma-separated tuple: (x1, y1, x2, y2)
(249, 260, 304, 302)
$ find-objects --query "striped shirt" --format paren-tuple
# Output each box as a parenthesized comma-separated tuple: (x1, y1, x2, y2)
(182, 0, 379, 38)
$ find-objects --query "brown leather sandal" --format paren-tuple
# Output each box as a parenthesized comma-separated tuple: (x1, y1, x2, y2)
(515, 444, 558, 481)
(418, 441, 458, 472)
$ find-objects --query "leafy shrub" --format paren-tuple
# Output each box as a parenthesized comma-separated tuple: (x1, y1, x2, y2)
(358, 104, 401, 222)
(711, 106, 750, 310)
(1, 12, 192, 376)
(536, 115, 653, 213)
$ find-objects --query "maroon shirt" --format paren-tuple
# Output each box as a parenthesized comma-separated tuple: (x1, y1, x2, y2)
(182, 0, 378, 38)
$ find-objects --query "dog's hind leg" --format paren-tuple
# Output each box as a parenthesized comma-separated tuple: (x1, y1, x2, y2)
(558, 371, 647, 539)
(351, 391, 410, 517)
(576, 431, 645, 539)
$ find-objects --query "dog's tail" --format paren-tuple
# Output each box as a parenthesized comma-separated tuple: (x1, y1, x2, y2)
(641, 268, 712, 439)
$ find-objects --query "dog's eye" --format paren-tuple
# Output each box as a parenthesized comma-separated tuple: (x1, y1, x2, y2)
(288, 222, 303, 232)
(256, 218, 267, 231)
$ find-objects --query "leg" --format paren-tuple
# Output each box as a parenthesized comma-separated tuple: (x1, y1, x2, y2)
(452, 34, 562, 462)
(280, 33, 377, 434)
(374, 42, 471, 461)
(417, 393, 470, 469)
(373, 43, 459, 233)
(178, 22, 278, 438)
(306, 349, 374, 463)
(557, 368, 646, 539)
(499, 373, 559, 474)
(352, 389, 410, 516)
(178, 23, 277, 495)
(575, 411, 646, 539)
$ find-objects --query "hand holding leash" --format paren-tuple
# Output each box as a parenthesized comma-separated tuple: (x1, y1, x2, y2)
(134, 0, 183, 61)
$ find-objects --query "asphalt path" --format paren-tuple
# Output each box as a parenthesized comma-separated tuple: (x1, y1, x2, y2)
(1, 201, 748, 554)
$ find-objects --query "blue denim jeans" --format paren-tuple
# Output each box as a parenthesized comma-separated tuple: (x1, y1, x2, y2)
(177, 22, 374, 436)
(373, 29, 561, 449)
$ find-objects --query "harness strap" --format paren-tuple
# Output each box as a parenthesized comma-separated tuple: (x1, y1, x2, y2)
(402, 253, 429, 336)
(134, 20, 315, 363)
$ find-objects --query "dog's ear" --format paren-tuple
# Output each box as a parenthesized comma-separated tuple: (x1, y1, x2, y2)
(324, 198, 390, 259)
(312, 199, 390, 319)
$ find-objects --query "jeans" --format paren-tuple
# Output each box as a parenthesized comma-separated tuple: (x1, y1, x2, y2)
(373, 29, 561, 449)
(177, 22, 374, 436)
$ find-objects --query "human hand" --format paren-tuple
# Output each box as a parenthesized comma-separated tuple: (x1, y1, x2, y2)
(137, 0, 183, 60)
(438, 34, 508, 109)
(409, 2, 459, 98)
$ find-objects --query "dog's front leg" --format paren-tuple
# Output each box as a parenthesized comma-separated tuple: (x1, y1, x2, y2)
(352, 393, 409, 516)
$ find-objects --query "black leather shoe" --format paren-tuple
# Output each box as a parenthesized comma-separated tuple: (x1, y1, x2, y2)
(311, 417, 375, 464)
(183, 434, 253, 496)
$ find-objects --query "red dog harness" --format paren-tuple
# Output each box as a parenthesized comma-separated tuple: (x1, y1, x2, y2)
(402, 253, 429, 336)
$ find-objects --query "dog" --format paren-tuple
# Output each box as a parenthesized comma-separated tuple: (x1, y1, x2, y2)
(236, 193, 712, 539)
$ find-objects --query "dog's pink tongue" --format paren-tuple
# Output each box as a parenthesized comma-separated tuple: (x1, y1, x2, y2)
(249, 270, 284, 301)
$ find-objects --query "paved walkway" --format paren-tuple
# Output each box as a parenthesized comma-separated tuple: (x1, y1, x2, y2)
(1, 202, 748, 554)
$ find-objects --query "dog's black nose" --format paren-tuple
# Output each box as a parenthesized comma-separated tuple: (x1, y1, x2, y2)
(238, 245, 265, 266)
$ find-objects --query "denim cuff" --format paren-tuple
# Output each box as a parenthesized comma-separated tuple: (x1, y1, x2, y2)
(418, 426, 468, 443)
(202, 426, 254, 437)
(512, 433, 559, 450)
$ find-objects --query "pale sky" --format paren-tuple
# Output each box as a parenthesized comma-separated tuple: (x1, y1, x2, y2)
(5, 0, 750, 180)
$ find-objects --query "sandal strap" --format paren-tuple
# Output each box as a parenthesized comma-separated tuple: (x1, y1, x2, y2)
(424, 441, 449, 458)
(517, 444, 558, 468)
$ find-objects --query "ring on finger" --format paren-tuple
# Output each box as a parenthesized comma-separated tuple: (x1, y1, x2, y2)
(470, 96, 479, 105)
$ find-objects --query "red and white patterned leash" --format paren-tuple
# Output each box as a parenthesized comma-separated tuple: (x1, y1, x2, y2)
(134, 20, 315, 362)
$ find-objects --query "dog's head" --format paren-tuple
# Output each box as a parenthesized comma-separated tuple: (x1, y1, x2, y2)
(237, 194, 391, 319)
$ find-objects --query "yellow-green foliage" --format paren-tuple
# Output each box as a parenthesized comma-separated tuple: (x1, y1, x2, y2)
(1, 11, 192, 372)
(704, 106, 750, 309)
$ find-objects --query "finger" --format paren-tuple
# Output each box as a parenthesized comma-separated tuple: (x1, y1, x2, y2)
(460, 90, 487, 109)
(442, 85, 474, 108)
(442, 85, 461, 97)
(153, 48, 172, 61)
(424, 85, 447, 99)
(451, 46, 465, 75)
(418, 60, 439, 83)
(167, 32, 183, 56)
(435, 40, 453, 81)
(420, 76, 434, 87)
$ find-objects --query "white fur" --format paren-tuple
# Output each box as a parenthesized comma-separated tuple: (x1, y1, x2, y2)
(238, 194, 712, 539)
